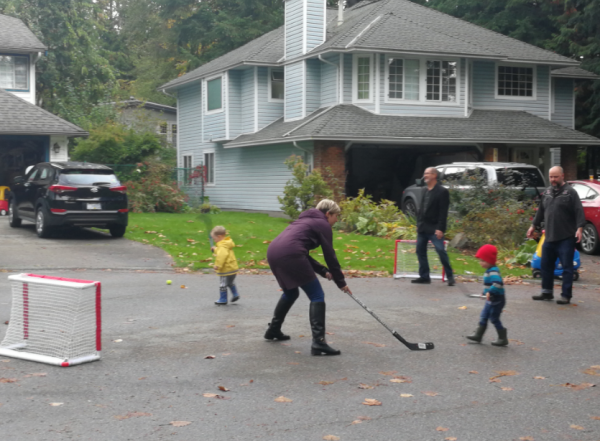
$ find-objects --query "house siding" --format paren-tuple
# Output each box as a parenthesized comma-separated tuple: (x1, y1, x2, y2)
(228, 70, 243, 138)
(285, 0, 304, 58)
(285, 61, 305, 120)
(306, 58, 321, 113)
(241, 68, 256, 134)
(552, 78, 574, 129)
(203, 143, 300, 211)
(257, 67, 284, 128)
(320, 53, 338, 107)
(472, 61, 550, 119)
(343, 54, 352, 103)
(177, 82, 202, 158)
(306, 0, 325, 52)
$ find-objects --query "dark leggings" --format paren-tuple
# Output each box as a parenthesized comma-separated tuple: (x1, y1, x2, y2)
(282, 277, 325, 303)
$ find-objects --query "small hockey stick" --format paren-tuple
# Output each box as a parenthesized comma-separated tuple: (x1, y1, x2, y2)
(456, 279, 485, 298)
(200, 213, 214, 248)
(344, 290, 434, 351)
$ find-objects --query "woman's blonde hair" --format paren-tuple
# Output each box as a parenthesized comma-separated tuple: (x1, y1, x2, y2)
(211, 225, 227, 236)
(316, 199, 341, 215)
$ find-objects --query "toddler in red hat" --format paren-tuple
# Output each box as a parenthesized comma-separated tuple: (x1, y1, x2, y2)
(466, 244, 508, 346)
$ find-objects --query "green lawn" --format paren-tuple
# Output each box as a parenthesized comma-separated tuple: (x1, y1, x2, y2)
(125, 212, 530, 277)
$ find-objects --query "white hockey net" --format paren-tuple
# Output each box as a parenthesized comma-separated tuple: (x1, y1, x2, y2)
(394, 239, 447, 280)
(0, 274, 101, 366)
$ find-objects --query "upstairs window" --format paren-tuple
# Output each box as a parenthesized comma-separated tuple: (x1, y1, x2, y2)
(206, 77, 223, 112)
(357, 56, 371, 100)
(497, 65, 534, 98)
(387, 58, 420, 100)
(0, 55, 28, 90)
(426, 60, 457, 102)
(270, 69, 284, 101)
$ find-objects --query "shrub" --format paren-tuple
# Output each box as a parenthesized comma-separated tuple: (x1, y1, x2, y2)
(338, 189, 404, 235)
(124, 161, 188, 213)
(278, 155, 333, 219)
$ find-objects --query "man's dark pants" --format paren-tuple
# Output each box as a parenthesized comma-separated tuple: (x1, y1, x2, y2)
(541, 236, 576, 298)
(416, 232, 454, 280)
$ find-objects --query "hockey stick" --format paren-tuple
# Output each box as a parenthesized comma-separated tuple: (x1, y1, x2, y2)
(456, 279, 485, 298)
(199, 213, 214, 248)
(344, 290, 434, 351)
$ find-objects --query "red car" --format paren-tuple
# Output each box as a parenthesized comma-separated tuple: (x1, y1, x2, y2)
(569, 180, 600, 254)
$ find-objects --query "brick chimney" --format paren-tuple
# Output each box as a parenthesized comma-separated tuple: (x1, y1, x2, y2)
(285, 0, 326, 59)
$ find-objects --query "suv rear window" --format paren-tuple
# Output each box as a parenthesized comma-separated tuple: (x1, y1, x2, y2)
(58, 170, 120, 186)
(496, 168, 545, 187)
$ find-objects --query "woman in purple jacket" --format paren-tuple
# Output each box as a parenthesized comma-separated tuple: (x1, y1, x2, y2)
(264, 199, 352, 356)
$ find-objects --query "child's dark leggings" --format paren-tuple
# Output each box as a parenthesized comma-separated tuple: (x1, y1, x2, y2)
(479, 299, 505, 330)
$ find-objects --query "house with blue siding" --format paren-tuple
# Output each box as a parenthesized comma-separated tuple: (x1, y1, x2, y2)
(161, 0, 600, 211)
(0, 14, 87, 187)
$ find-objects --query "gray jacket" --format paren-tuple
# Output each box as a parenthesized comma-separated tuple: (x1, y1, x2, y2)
(532, 183, 585, 242)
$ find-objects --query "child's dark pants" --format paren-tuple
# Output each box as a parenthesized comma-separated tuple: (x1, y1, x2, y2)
(479, 298, 505, 330)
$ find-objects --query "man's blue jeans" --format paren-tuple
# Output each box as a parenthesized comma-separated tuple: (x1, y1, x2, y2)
(479, 298, 506, 330)
(416, 232, 454, 280)
(541, 236, 576, 298)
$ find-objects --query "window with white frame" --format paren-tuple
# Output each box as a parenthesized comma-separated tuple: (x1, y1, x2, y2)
(204, 152, 215, 185)
(354, 55, 372, 101)
(270, 68, 284, 101)
(497, 65, 534, 98)
(426, 60, 457, 102)
(183, 155, 192, 169)
(206, 77, 223, 112)
(387, 58, 420, 100)
(0, 55, 28, 90)
(182, 154, 193, 184)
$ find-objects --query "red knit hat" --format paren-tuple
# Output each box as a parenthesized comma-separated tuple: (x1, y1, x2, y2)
(475, 244, 498, 266)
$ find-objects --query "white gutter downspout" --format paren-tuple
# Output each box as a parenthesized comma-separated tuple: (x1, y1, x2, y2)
(318, 54, 340, 103)
(162, 89, 176, 99)
(293, 141, 314, 171)
(293, 141, 312, 155)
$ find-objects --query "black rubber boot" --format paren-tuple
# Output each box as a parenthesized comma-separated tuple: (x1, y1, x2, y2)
(310, 302, 340, 356)
(491, 328, 509, 346)
(466, 324, 487, 343)
(264, 295, 295, 341)
(532, 292, 554, 301)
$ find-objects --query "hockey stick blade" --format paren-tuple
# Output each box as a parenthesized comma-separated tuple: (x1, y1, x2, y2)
(456, 280, 484, 298)
(392, 331, 434, 351)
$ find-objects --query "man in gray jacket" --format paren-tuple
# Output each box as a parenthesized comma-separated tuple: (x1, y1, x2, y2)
(527, 166, 585, 304)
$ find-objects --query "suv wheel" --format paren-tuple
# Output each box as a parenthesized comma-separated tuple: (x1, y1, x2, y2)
(36, 207, 52, 238)
(8, 200, 21, 227)
(403, 198, 417, 218)
(581, 223, 599, 255)
(109, 224, 127, 238)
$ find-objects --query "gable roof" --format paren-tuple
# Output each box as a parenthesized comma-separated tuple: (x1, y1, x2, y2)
(162, 0, 578, 91)
(0, 88, 87, 137)
(552, 66, 600, 80)
(225, 105, 600, 147)
(0, 14, 46, 52)
(115, 99, 177, 114)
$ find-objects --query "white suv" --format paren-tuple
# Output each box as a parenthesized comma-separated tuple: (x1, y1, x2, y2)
(401, 162, 547, 217)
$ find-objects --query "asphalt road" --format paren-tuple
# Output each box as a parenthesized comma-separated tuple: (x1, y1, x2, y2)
(0, 219, 599, 441)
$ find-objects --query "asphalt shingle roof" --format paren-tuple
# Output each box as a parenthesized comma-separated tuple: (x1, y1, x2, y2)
(0, 88, 87, 137)
(0, 14, 46, 52)
(552, 66, 600, 80)
(226, 105, 600, 147)
(162, 0, 579, 91)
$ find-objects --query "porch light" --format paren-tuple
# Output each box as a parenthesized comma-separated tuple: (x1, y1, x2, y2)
(53, 143, 61, 154)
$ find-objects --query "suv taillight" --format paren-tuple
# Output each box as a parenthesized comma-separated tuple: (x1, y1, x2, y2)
(49, 185, 77, 194)
(110, 186, 127, 194)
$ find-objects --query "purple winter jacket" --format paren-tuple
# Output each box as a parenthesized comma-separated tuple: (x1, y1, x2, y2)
(267, 209, 346, 291)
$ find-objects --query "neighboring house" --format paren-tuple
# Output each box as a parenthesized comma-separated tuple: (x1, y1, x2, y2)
(0, 14, 87, 187)
(160, 0, 600, 211)
(116, 98, 177, 145)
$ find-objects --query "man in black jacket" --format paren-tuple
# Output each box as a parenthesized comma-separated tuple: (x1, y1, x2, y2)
(412, 167, 455, 286)
(527, 166, 585, 304)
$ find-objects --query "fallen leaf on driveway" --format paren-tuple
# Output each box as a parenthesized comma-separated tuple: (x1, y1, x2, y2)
(445, 438, 457, 441)
(590, 416, 600, 420)
(49, 403, 63, 406)
(204, 355, 216, 359)
(490, 370, 519, 380)
(458, 306, 467, 310)
(24, 373, 46, 378)
(518, 437, 534, 441)
(583, 367, 600, 376)
(114, 412, 151, 420)
(351, 420, 362, 425)
(362, 398, 381, 406)
(436, 427, 449, 432)
(400, 394, 413, 398)
(113, 339, 123, 343)
(533, 376, 546, 380)
(379, 371, 397, 376)
(423, 391, 438, 396)
(170, 421, 191, 427)
(358, 384, 374, 389)
(218, 386, 229, 392)
(319, 381, 334, 385)
(0, 378, 17, 383)
(203, 393, 218, 398)
(570, 424, 585, 430)
(560, 382, 596, 390)
(274, 396, 292, 403)
(322, 436, 340, 441)
(469, 371, 479, 374)
(501, 387, 513, 391)
(391, 375, 412, 383)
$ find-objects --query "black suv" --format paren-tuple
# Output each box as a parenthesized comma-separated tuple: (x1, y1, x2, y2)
(8, 162, 128, 238)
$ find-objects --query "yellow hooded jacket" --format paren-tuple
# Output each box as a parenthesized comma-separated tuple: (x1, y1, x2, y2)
(213, 236, 239, 276)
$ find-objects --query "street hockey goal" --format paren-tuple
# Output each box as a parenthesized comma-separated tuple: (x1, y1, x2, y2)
(394, 239, 447, 280)
(0, 274, 101, 366)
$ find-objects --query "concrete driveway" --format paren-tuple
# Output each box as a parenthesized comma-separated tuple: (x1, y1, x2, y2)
(0, 219, 599, 441)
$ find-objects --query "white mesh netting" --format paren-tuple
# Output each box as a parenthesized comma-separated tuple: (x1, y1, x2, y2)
(0, 274, 100, 365)
(394, 240, 446, 280)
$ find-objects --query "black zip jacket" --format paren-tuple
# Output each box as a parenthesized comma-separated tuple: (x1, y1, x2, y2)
(532, 183, 585, 242)
(417, 183, 449, 235)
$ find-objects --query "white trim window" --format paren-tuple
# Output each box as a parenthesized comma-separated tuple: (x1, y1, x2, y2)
(183, 154, 193, 170)
(204, 151, 215, 185)
(496, 64, 536, 99)
(205, 75, 224, 114)
(269, 68, 284, 102)
(353, 54, 374, 103)
(0, 55, 29, 91)
(387, 58, 420, 100)
(426, 60, 457, 102)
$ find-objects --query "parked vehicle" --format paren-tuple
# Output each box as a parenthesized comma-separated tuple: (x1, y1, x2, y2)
(401, 162, 546, 217)
(568, 179, 600, 255)
(8, 162, 128, 238)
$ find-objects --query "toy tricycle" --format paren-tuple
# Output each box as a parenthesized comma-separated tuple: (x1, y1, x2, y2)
(0, 186, 9, 216)
(531, 232, 580, 281)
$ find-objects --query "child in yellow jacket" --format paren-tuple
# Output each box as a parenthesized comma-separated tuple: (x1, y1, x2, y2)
(211, 226, 240, 305)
